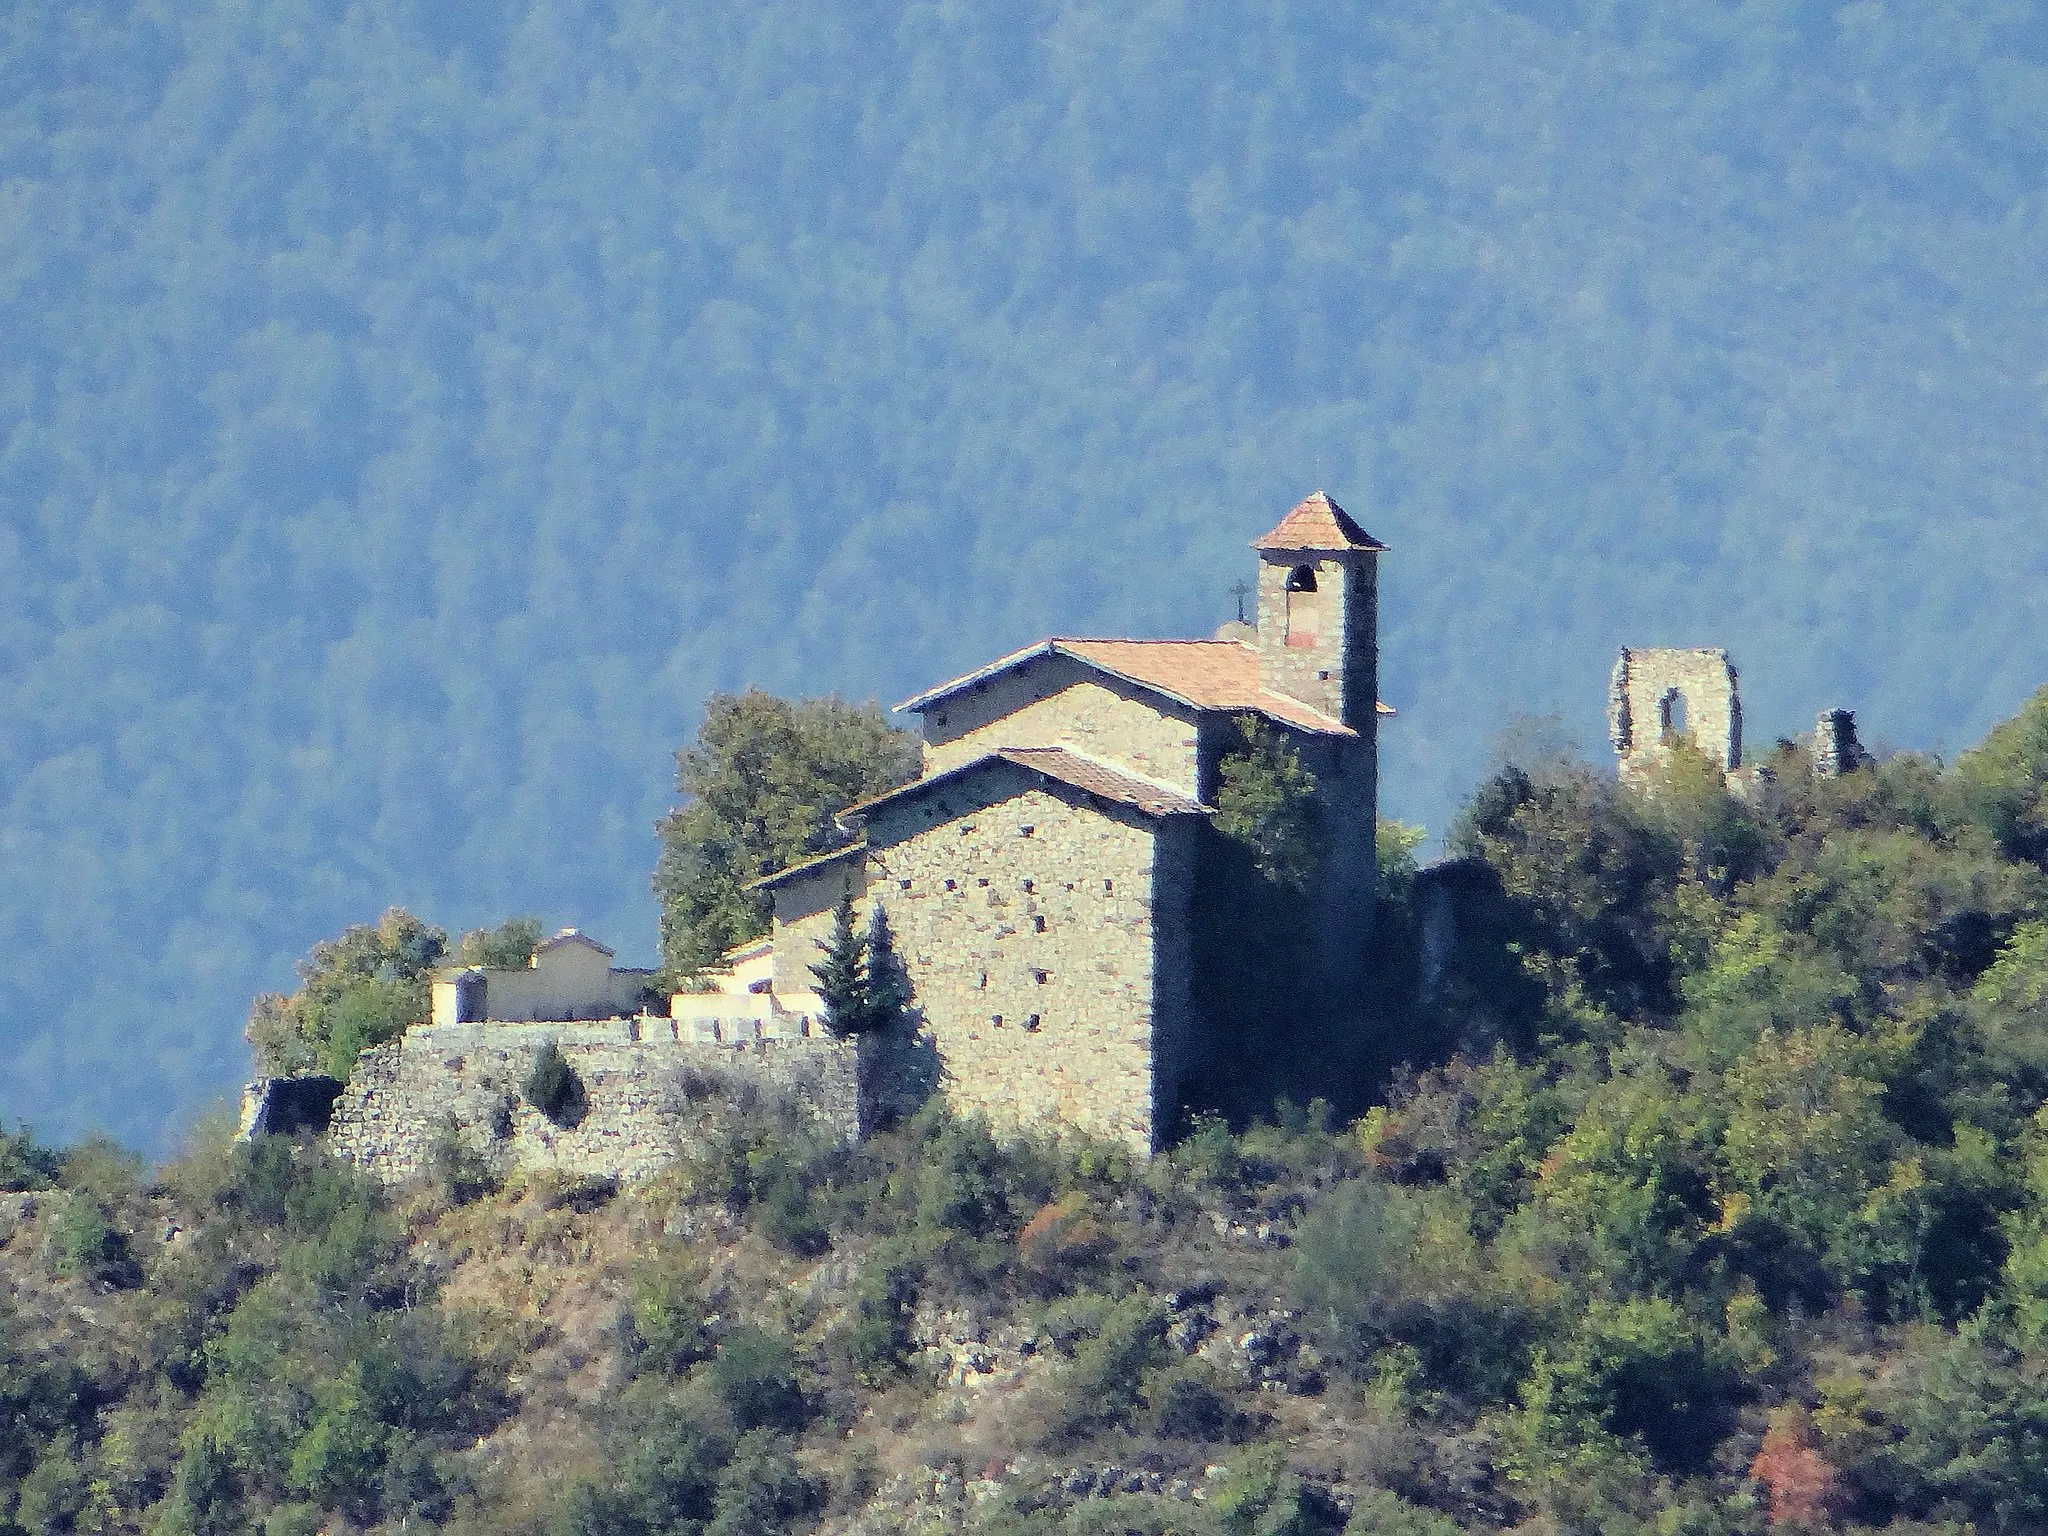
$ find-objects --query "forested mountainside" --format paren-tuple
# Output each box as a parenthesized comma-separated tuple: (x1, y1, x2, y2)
(10, 1, 2048, 1149)
(14, 690, 2048, 1533)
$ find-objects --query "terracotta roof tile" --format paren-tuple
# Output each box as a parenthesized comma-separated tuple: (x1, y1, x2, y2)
(534, 929, 613, 957)
(992, 746, 1208, 816)
(1057, 639, 1358, 734)
(835, 746, 1208, 825)
(897, 638, 1386, 735)
(746, 840, 867, 893)
(1250, 490, 1387, 553)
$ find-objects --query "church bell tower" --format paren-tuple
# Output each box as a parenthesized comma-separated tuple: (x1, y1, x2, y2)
(1252, 490, 1385, 730)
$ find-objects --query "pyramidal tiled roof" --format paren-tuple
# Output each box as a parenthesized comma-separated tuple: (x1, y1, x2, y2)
(1250, 490, 1387, 553)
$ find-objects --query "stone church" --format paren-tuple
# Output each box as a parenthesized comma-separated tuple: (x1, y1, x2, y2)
(749, 491, 1391, 1152)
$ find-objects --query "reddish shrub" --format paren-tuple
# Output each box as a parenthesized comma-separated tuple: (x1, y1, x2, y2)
(1018, 1194, 1112, 1279)
(1750, 1405, 1842, 1530)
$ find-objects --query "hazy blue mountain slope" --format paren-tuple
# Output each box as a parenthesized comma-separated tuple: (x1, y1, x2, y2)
(6, 0, 2048, 1149)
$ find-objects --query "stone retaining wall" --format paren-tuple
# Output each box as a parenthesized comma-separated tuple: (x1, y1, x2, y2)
(327, 1017, 862, 1185)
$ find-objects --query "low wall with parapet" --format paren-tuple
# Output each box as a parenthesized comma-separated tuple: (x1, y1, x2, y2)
(327, 1014, 874, 1185)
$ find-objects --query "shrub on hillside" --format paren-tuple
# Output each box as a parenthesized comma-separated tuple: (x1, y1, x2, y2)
(623, 1250, 714, 1376)
(46, 1192, 141, 1288)
(827, 1249, 919, 1388)
(1040, 1294, 1168, 1444)
(1515, 1297, 1739, 1478)
(524, 1038, 587, 1128)
(425, 1118, 503, 1206)
(0, 1119, 60, 1191)
(1292, 1177, 1537, 1404)
(709, 1327, 806, 1433)
(1145, 1365, 1253, 1443)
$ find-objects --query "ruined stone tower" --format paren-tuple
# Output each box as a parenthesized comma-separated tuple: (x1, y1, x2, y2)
(1609, 647, 1742, 785)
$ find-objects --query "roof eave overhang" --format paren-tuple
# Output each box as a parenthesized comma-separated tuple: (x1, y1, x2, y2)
(837, 749, 1212, 826)
(745, 839, 869, 894)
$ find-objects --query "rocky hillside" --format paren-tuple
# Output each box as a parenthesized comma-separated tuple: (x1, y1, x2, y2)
(18, 686, 2048, 1534)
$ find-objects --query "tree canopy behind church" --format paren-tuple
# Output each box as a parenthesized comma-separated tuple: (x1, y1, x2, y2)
(655, 692, 919, 976)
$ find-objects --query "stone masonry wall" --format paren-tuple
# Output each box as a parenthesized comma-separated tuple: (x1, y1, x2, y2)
(327, 1017, 859, 1185)
(920, 654, 1203, 793)
(1611, 647, 1742, 782)
(770, 853, 866, 996)
(852, 767, 1170, 1154)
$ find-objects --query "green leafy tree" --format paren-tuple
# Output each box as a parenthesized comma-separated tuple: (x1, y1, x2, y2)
(1214, 715, 1320, 890)
(1516, 1297, 1739, 1478)
(1375, 818, 1427, 910)
(705, 1428, 819, 1536)
(708, 1327, 806, 1433)
(1951, 682, 2048, 864)
(455, 916, 544, 969)
(1528, 1049, 1719, 1294)
(245, 909, 448, 1078)
(654, 690, 919, 977)
(1450, 755, 1682, 1025)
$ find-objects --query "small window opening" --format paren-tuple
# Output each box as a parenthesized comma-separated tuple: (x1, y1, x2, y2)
(1659, 688, 1690, 745)
(1024, 1015, 1041, 1033)
(1033, 915, 1047, 933)
(1284, 564, 1322, 648)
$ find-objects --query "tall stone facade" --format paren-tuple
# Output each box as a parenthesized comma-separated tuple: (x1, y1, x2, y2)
(766, 763, 1204, 1154)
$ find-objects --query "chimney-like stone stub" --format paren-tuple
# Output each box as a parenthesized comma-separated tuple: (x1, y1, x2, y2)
(1611, 647, 1742, 783)
(1813, 708, 1868, 778)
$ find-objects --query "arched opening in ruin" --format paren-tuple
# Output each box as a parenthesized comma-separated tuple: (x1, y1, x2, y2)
(1659, 688, 1690, 745)
(1284, 564, 1320, 648)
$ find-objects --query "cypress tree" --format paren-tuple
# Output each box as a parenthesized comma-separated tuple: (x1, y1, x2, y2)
(809, 891, 871, 1038)
(863, 904, 910, 1031)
